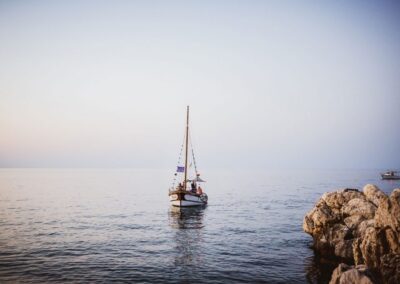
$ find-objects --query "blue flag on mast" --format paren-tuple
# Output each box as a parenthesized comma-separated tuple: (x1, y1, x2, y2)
(177, 166, 185, 173)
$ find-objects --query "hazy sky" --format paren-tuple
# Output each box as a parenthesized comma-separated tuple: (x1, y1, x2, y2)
(1, 0, 399, 169)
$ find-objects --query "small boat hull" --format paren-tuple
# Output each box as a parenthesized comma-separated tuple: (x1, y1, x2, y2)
(169, 191, 208, 207)
(381, 175, 400, 180)
(381, 171, 400, 180)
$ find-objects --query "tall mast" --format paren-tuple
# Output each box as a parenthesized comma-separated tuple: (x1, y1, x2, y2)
(183, 106, 189, 191)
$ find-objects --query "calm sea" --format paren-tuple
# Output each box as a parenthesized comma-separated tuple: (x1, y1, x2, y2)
(0, 169, 398, 283)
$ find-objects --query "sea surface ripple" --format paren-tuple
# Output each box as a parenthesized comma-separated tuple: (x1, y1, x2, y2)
(0, 169, 397, 283)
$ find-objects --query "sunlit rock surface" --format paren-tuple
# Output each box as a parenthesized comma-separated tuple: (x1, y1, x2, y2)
(329, 263, 375, 284)
(303, 185, 400, 283)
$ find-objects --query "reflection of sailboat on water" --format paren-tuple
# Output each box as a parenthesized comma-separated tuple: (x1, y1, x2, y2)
(169, 206, 205, 229)
(169, 206, 206, 268)
(169, 106, 208, 207)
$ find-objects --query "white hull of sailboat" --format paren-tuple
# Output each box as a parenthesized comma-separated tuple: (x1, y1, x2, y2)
(169, 192, 208, 207)
(171, 199, 206, 207)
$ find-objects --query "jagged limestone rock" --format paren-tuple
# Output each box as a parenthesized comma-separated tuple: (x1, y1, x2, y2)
(356, 219, 375, 238)
(329, 263, 375, 284)
(380, 253, 400, 284)
(360, 227, 384, 269)
(375, 188, 400, 232)
(304, 185, 400, 283)
(363, 184, 387, 208)
(322, 189, 365, 210)
(344, 215, 366, 231)
(334, 239, 354, 260)
(341, 198, 376, 220)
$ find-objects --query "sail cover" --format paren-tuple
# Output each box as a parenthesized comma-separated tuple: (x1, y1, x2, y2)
(187, 176, 206, 182)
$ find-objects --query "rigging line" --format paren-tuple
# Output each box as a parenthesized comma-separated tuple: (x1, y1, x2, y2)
(175, 126, 186, 166)
(171, 126, 187, 189)
(189, 129, 199, 176)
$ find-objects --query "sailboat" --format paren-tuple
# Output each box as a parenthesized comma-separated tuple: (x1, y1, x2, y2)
(169, 106, 208, 207)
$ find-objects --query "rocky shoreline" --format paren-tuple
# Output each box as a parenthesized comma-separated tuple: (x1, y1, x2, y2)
(303, 184, 400, 283)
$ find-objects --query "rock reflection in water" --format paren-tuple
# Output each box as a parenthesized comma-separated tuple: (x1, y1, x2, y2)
(169, 206, 206, 270)
(304, 253, 340, 284)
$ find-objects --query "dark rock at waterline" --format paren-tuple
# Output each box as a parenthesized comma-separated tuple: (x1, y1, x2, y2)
(303, 184, 400, 283)
(329, 263, 375, 284)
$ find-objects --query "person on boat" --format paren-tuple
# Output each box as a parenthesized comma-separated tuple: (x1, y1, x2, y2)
(197, 185, 203, 195)
(190, 181, 196, 193)
(178, 183, 183, 190)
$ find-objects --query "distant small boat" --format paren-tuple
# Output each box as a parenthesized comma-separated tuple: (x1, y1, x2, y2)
(381, 171, 400, 180)
(168, 106, 208, 207)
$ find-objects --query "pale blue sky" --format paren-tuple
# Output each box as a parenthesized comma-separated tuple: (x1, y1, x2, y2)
(0, 0, 399, 169)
